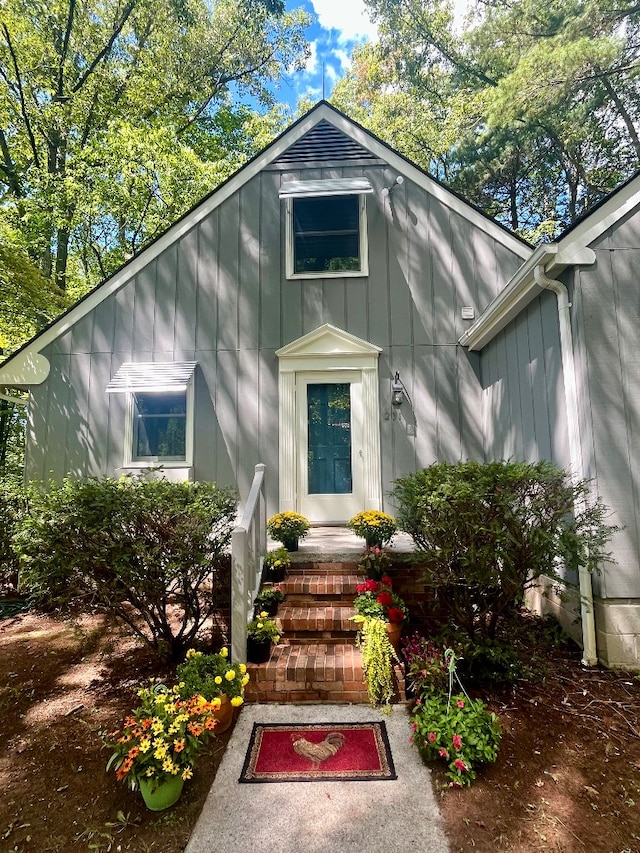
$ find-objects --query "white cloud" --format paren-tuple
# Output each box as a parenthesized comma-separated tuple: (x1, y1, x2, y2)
(305, 40, 319, 73)
(333, 49, 351, 71)
(310, 0, 377, 43)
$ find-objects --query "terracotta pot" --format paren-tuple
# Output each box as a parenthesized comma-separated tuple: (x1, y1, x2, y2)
(246, 636, 271, 663)
(139, 775, 184, 811)
(213, 693, 234, 733)
(385, 621, 402, 652)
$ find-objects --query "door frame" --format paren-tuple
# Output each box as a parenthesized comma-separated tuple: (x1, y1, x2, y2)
(276, 324, 382, 523)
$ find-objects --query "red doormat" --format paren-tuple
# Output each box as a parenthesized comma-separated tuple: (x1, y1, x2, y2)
(239, 721, 397, 783)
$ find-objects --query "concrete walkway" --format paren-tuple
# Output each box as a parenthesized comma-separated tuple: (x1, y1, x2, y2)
(186, 703, 450, 853)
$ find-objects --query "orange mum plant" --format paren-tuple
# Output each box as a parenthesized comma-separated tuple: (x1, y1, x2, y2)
(106, 681, 218, 791)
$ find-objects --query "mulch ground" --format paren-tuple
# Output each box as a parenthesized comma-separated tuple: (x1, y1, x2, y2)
(0, 607, 638, 852)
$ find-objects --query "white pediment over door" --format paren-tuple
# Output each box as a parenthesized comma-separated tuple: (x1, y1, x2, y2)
(276, 324, 383, 524)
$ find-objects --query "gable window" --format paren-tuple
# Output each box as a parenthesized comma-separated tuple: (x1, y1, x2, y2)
(106, 362, 196, 468)
(280, 178, 372, 279)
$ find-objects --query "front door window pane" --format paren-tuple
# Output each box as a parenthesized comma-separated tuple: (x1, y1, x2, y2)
(307, 383, 352, 494)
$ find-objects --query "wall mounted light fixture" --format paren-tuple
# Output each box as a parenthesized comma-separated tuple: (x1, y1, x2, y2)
(383, 175, 404, 196)
(391, 371, 404, 406)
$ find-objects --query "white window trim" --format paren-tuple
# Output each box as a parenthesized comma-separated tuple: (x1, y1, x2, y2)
(123, 382, 195, 469)
(285, 194, 369, 280)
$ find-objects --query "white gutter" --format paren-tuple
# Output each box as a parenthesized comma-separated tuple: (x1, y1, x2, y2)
(533, 264, 597, 666)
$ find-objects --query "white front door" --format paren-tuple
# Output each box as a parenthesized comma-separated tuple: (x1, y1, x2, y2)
(296, 372, 364, 523)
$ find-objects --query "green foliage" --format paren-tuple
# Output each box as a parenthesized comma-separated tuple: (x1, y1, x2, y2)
(392, 460, 616, 640)
(14, 477, 237, 660)
(254, 585, 285, 606)
(176, 648, 248, 702)
(247, 612, 281, 642)
(0, 0, 310, 290)
(357, 545, 392, 581)
(333, 0, 640, 236)
(410, 690, 501, 787)
(354, 614, 399, 710)
(0, 473, 28, 591)
(401, 632, 450, 696)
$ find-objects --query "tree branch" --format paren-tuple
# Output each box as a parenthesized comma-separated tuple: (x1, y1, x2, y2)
(1, 23, 40, 168)
(72, 0, 137, 93)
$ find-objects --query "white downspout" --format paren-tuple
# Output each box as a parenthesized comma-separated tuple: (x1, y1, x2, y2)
(533, 264, 597, 666)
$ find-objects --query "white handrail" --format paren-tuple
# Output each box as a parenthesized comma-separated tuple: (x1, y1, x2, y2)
(230, 463, 267, 663)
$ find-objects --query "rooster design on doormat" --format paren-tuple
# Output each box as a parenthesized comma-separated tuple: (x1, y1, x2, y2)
(290, 731, 345, 767)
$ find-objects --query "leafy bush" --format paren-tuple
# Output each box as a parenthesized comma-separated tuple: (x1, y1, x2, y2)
(0, 473, 28, 591)
(14, 477, 237, 660)
(392, 460, 616, 639)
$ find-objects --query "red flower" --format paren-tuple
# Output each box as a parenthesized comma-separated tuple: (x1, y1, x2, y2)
(376, 591, 393, 606)
(380, 575, 393, 588)
(386, 607, 405, 624)
(453, 759, 467, 772)
(438, 748, 449, 759)
(356, 583, 366, 593)
(452, 734, 463, 751)
(365, 579, 379, 592)
(427, 731, 437, 743)
(457, 699, 465, 708)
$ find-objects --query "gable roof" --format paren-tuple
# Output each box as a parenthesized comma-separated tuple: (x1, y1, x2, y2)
(459, 172, 640, 351)
(0, 101, 532, 389)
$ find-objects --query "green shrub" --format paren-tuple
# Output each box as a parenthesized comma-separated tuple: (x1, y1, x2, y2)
(392, 460, 616, 640)
(14, 476, 237, 660)
(0, 473, 28, 592)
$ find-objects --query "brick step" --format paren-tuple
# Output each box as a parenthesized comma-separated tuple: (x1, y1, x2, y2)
(285, 562, 359, 576)
(278, 604, 357, 636)
(245, 641, 407, 704)
(279, 573, 361, 599)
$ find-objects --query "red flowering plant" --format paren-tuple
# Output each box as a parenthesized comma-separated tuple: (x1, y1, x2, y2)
(353, 578, 408, 624)
(106, 681, 219, 792)
(401, 632, 450, 696)
(409, 650, 501, 787)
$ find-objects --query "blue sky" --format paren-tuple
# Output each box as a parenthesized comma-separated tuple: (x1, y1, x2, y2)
(276, 0, 378, 108)
(274, 0, 471, 110)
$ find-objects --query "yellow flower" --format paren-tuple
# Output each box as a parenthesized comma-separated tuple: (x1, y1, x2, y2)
(139, 738, 151, 753)
(225, 670, 236, 681)
(186, 648, 201, 659)
(239, 664, 247, 674)
(155, 694, 167, 704)
(154, 744, 168, 760)
(220, 647, 228, 658)
(211, 697, 221, 711)
(145, 768, 155, 777)
(230, 696, 244, 707)
(151, 720, 164, 735)
(257, 622, 264, 629)
(242, 674, 250, 686)
(214, 676, 222, 685)
(260, 611, 268, 618)
(168, 723, 180, 735)
(182, 767, 193, 780)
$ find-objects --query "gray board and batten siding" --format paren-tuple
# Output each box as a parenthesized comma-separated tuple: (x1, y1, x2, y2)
(26, 131, 526, 516)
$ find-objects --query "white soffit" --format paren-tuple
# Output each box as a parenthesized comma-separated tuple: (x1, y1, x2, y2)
(279, 178, 373, 198)
(106, 362, 197, 393)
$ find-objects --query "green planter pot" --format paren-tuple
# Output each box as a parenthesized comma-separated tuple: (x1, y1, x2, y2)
(139, 775, 184, 811)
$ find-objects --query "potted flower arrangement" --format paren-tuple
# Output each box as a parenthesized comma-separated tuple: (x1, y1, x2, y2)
(106, 681, 218, 810)
(266, 511, 310, 551)
(347, 510, 397, 547)
(254, 584, 285, 616)
(246, 611, 282, 663)
(353, 577, 408, 649)
(176, 647, 249, 733)
(357, 545, 392, 581)
(263, 546, 290, 582)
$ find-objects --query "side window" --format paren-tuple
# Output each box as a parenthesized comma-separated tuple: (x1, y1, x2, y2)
(286, 192, 368, 279)
(132, 392, 187, 462)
